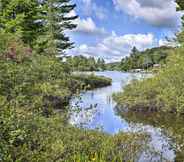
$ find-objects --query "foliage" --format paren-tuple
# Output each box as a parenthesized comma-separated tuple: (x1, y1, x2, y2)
(0, 0, 44, 47)
(107, 46, 173, 71)
(113, 47, 184, 114)
(65, 55, 106, 71)
(0, 102, 148, 162)
(176, 0, 184, 10)
(0, 32, 146, 162)
(40, 0, 78, 55)
(0, 0, 77, 55)
(73, 73, 112, 90)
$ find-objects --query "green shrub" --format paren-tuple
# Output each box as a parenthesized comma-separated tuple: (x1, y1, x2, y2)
(73, 73, 112, 90)
(0, 102, 148, 162)
(114, 48, 184, 114)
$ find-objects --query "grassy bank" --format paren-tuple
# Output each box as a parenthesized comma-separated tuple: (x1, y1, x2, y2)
(73, 73, 112, 90)
(113, 48, 184, 114)
(0, 104, 148, 161)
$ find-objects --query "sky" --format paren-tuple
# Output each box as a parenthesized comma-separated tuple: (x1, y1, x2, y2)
(66, 0, 183, 63)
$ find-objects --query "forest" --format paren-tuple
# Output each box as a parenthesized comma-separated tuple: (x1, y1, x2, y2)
(106, 46, 174, 71)
(65, 55, 106, 71)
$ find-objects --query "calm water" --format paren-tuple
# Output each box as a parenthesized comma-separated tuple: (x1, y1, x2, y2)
(70, 71, 184, 162)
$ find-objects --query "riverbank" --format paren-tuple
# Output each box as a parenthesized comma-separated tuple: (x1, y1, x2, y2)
(114, 110, 184, 161)
(73, 73, 112, 90)
(113, 48, 184, 114)
(53, 74, 112, 109)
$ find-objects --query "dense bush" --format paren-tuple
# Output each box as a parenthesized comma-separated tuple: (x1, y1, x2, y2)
(73, 73, 112, 90)
(113, 48, 184, 114)
(0, 99, 148, 162)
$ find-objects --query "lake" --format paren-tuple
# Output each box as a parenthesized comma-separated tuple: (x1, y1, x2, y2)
(70, 71, 184, 162)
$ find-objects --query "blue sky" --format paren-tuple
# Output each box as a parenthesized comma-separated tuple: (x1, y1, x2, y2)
(67, 0, 183, 62)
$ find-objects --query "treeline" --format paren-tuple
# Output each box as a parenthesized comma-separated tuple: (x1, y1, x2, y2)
(106, 46, 173, 71)
(65, 55, 106, 71)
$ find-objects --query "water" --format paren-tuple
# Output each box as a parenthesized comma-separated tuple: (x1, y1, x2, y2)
(70, 71, 184, 161)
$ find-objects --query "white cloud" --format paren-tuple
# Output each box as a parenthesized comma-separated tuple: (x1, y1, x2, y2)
(81, 0, 107, 20)
(81, 0, 92, 15)
(71, 17, 106, 35)
(65, 10, 77, 17)
(92, 3, 107, 20)
(113, 0, 182, 28)
(68, 33, 156, 62)
(159, 39, 176, 47)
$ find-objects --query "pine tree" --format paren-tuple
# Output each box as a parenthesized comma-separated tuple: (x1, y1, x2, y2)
(176, 0, 184, 46)
(42, 0, 78, 56)
(0, 0, 44, 47)
(176, 0, 184, 10)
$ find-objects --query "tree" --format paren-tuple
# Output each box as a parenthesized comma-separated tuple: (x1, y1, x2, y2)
(97, 58, 106, 70)
(42, 0, 78, 56)
(130, 46, 139, 57)
(176, 0, 184, 46)
(176, 0, 184, 10)
(0, 0, 44, 47)
(0, 0, 78, 55)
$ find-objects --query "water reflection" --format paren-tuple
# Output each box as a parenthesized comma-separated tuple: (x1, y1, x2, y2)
(116, 110, 184, 161)
(70, 71, 141, 133)
(69, 71, 180, 161)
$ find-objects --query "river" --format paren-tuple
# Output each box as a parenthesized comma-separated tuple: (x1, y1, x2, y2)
(70, 71, 184, 162)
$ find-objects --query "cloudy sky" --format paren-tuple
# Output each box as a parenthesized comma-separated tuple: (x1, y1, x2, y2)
(67, 0, 183, 62)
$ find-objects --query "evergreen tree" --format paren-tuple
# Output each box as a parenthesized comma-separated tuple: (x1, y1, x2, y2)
(176, 0, 184, 10)
(42, 0, 78, 56)
(0, 0, 44, 47)
(176, 0, 184, 46)
(97, 58, 106, 70)
(130, 46, 139, 57)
